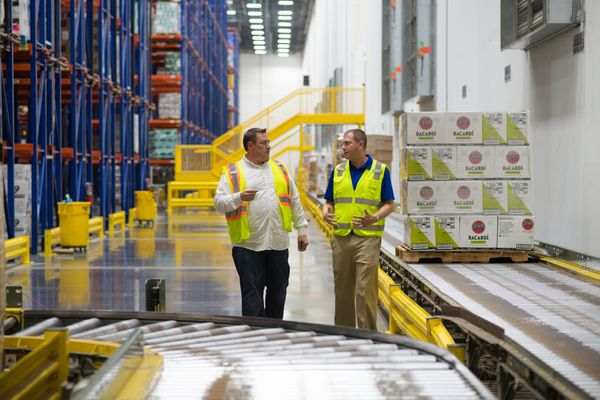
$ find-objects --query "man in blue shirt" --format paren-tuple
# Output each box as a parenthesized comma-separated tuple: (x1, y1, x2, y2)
(322, 129, 395, 330)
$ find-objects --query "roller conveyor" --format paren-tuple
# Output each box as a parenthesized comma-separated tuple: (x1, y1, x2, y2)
(382, 212, 600, 399)
(9, 311, 494, 399)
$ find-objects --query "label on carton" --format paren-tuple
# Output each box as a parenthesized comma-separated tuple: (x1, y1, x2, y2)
(402, 113, 443, 145)
(403, 215, 435, 249)
(507, 181, 533, 214)
(495, 146, 530, 178)
(456, 146, 495, 178)
(404, 182, 444, 214)
(459, 216, 498, 248)
(435, 216, 460, 249)
(506, 112, 528, 144)
(483, 181, 507, 214)
(432, 146, 457, 180)
(482, 112, 506, 144)
(402, 147, 432, 180)
(497, 216, 534, 249)
(445, 113, 482, 144)
(446, 181, 483, 213)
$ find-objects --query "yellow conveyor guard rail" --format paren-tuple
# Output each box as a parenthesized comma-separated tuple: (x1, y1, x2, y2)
(5, 236, 31, 265)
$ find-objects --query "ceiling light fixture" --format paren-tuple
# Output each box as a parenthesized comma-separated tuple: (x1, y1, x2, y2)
(249, 18, 263, 23)
(248, 11, 262, 16)
(278, 10, 293, 15)
(227, 10, 236, 15)
(250, 24, 264, 30)
(278, 33, 291, 39)
(277, 28, 291, 33)
(278, 22, 291, 27)
(255, 50, 267, 55)
(253, 40, 266, 45)
(278, 15, 292, 20)
(254, 45, 266, 50)
(278, 53, 290, 57)
(278, 0, 294, 5)
(251, 30, 265, 35)
(278, 39, 291, 44)
(247, 3, 262, 8)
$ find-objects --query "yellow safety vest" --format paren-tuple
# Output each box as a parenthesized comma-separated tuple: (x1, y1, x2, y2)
(223, 159, 293, 243)
(333, 159, 386, 237)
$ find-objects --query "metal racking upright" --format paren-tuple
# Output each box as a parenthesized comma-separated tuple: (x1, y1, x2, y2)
(135, 0, 152, 191)
(29, 0, 63, 252)
(226, 28, 239, 129)
(180, 0, 229, 144)
(118, 0, 135, 213)
(97, 0, 118, 219)
(1, 1, 18, 239)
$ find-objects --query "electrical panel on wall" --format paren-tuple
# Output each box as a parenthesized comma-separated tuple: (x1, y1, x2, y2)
(501, 0, 582, 50)
(382, 0, 435, 114)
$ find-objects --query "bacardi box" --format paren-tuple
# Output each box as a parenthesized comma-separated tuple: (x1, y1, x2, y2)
(434, 216, 460, 250)
(482, 112, 506, 144)
(432, 146, 458, 180)
(403, 215, 435, 250)
(402, 112, 444, 145)
(459, 215, 498, 248)
(402, 181, 444, 214)
(482, 181, 507, 215)
(506, 112, 529, 144)
(507, 180, 533, 215)
(445, 113, 482, 144)
(446, 181, 483, 214)
(400, 146, 432, 180)
(497, 216, 534, 249)
(495, 146, 530, 179)
(456, 146, 495, 179)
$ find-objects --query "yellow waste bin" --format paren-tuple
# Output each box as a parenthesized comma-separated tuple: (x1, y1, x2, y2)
(58, 202, 91, 247)
(135, 191, 157, 221)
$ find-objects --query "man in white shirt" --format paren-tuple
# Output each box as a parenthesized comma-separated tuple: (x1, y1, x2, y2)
(214, 128, 309, 319)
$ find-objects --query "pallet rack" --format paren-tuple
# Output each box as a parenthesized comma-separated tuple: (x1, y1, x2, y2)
(1, 0, 153, 253)
(227, 28, 239, 129)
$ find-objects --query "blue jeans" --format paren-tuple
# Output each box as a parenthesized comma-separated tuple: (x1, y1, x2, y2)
(232, 246, 290, 319)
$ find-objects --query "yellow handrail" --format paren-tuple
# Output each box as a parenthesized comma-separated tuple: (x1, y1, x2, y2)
(175, 87, 365, 182)
(108, 211, 126, 236)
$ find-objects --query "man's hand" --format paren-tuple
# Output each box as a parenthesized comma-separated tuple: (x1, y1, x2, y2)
(240, 189, 258, 201)
(353, 210, 378, 228)
(322, 203, 338, 227)
(298, 234, 309, 252)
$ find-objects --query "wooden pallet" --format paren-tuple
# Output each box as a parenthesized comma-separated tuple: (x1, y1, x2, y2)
(395, 245, 529, 264)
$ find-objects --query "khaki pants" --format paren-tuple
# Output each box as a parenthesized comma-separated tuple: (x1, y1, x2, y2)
(331, 233, 381, 330)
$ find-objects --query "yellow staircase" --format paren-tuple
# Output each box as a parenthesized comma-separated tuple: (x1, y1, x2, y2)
(168, 87, 365, 211)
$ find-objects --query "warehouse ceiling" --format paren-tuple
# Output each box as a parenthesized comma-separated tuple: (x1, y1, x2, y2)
(226, 0, 314, 56)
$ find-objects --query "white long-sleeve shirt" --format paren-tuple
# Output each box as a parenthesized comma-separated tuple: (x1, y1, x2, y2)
(214, 156, 308, 251)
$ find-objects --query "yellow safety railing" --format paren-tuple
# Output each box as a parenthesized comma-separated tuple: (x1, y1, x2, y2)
(175, 87, 365, 182)
(89, 216, 105, 238)
(108, 211, 126, 236)
(0, 329, 69, 399)
(379, 269, 464, 362)
(44, 217, 105, 256)
(128, 208, 137, 227)
(5, 236, 31, 264)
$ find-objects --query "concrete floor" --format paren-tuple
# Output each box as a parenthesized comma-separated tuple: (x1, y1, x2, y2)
(6, 210, 340, 326)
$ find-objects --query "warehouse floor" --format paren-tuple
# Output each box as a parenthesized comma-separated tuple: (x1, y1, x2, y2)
(6, 210, 339, 325)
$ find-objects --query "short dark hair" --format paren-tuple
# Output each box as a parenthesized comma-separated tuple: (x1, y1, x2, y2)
(345, 128, 367, 149)
(243, 128, 267, 151)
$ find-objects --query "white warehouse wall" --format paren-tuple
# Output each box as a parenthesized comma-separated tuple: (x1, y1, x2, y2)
(435, 0, 600, 258)
(239, 53, 303, 122)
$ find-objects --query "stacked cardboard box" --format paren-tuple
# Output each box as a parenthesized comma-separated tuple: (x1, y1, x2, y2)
(1, 165, 33, 237)
(304, 153, 332, 196)
(152, 2, 181, 34)
(368, 134, 393, 166)
(400, 112, 534, 250)
(158, 93, 181, 119)
(150, 129, 179, 159)
(157, 52, 181, 75)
